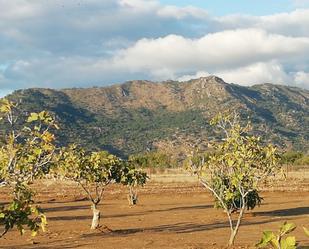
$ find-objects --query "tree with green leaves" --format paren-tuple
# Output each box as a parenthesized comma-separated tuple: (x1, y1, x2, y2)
(0, 99, 58, 237)
(121, 159, 148, 206)
(58, 145, 148, 228)
(187, 112, 278, 246)
(58, 145, 123, 230)
(59, 145, 146, 230)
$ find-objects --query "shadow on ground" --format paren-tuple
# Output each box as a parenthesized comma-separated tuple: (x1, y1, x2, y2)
(81, 216, 291, 239)
(46, 203, 213, 221)
(0, 239, 89, 249)
(254, 206, 309, 217)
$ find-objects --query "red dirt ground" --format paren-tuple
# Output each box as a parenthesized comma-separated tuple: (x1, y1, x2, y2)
(1, 181, 309, 249)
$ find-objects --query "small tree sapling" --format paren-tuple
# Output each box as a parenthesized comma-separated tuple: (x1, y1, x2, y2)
(256, 222, 297, 249)
(59, 145, 123, 230)
(187, 112, 278, 246)
(121, 160, 148, 206)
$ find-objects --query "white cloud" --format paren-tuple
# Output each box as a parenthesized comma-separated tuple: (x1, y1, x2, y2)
(157, 5, 208, 19)
(177, 62, 292, 86)
(177, 71, 210, 82)
(294, 71, 309, 88)
(118, 0, 159, 12)
(177, 62, 309, 89)
(2, 28, 308, 90)
(108, 29, 309, 80)
(216, 9, 309, 37)
(0, 0, 309, 91)
(214, 61, 291, 85)
(0, 0, 210, 60)
(0, 0, 42, 21)
(292, 0, 309, 7)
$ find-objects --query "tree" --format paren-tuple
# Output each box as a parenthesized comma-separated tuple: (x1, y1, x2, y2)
(58, 145, 123, 230)
(187, 112, 278, 246)
(294, 154, 309, 166)
(0, 99, 57, 237)
(58, 146, 149, 228)
(280, 151, 303, 165)
(280, 151, 304, 177)
(121, 160, 148, 206)
(129, 151, 175, 169)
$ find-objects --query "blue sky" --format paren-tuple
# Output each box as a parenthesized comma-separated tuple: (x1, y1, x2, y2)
(160, 0, 295, 15)
(0, 0, 309, 97)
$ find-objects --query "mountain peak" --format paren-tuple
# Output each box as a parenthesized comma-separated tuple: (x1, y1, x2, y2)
(187, 75, 226, 84)
(202, 75, 225, 83)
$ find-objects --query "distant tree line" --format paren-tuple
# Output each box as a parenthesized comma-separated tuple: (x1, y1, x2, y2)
(280, 151, 309, 166)
(129, 151, 177, 169)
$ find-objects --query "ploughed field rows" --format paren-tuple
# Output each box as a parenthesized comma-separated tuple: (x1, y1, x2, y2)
(1, 180, 309, 249)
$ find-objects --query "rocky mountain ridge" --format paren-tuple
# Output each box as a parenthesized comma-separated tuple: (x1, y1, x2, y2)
(6, 76, 309, 157)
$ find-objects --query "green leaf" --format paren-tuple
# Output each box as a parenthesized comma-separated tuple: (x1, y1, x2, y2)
(280, 236, 296, 249)
(27, 113, 39, 122)
(285, 236, 296, 247)
(256, 231, 275, 248)
(303, 227, 309, 237)
(39, 111, 46, 120)
(280, 222, 296, 235)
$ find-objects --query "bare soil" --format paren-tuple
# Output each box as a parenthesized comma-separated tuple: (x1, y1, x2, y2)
(1, 180, 309, 249)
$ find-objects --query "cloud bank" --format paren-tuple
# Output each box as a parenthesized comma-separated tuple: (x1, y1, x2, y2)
(0, 0, 309, 96)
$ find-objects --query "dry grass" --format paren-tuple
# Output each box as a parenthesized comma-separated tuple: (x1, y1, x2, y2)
(148, 166, 309, 191)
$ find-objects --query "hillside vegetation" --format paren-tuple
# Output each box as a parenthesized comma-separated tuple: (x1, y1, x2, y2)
(6, 76, 309, 157)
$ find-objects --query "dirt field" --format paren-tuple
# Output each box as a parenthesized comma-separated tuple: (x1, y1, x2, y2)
(1, 178, 309, 249)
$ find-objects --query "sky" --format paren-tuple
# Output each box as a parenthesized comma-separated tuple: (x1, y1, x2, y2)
(160, 0, 295, 15)
(1, 0, 309, 97)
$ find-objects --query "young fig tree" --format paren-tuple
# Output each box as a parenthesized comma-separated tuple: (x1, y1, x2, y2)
(256, 222, 297, 249)
(187, 112, 278, 246)
(0, 99, 57, 237)
(59, 145, 123, 230)
(121, 160, 148, 206)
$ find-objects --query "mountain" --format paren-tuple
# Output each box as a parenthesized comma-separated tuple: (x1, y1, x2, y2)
(5, 76, 309, 158)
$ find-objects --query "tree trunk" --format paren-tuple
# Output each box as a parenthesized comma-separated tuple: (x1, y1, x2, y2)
(286, 164, 290, 178)
(228, 229, 237, 246)
(228, 206, 245, 246)
(91, 204, 100, 230)
(128, 186, 138, 206)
